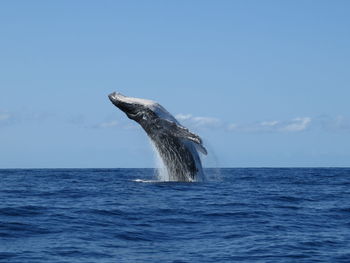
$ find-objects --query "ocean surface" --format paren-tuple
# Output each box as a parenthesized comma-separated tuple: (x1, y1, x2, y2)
(1, 168, 350, 263)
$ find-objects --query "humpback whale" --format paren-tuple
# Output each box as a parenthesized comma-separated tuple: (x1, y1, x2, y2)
(108, 92, 207, 182)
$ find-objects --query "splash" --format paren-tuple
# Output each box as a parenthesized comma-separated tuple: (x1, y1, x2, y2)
(149, 139, 205, 182)
(150, 140, 169, 181)
(201, 144, 222, 182)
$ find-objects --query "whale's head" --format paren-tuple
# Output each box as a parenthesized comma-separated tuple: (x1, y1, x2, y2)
(108, 92, 156, 121)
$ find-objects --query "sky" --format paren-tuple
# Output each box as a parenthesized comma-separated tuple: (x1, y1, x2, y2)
(1, 1, 350, 168)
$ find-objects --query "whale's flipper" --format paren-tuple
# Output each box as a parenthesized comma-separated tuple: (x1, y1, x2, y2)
(194, 142, 208, 155)
(155, 119, 207, 155)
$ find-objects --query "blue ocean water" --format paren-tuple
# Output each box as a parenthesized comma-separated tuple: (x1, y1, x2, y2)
(1, 168, 350, 263)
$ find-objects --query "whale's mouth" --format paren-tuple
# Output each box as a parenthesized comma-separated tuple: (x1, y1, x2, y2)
(108, 92, 116, 100)
(108, 92, 128, 108)
(108, 92, 139, 119)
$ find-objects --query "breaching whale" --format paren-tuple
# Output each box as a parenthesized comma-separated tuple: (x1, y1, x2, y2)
(108, 92, 207, 182)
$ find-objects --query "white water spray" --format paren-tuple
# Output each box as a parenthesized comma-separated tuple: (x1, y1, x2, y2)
(150, 140, 169, 181)
(149, 139, 200, 182)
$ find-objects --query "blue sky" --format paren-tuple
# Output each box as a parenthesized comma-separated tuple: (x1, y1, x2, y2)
(1, 1, 349, 168)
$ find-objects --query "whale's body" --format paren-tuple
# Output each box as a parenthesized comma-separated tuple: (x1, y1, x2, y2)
(108, 92, 207, 182)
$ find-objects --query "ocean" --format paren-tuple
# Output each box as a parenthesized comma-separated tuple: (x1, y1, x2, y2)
(1, 168, 349, 263)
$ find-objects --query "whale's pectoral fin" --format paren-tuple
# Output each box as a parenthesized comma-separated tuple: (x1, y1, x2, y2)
(194, 143, 208, 155)
(156, 119, 208, 155)
(156, 119, 201, 143)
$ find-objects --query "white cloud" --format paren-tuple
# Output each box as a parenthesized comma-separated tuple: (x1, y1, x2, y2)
(0, 110, 55, 125)
(261, 121, 279, 127)
(92, 119, 139, 129)
(227, 123, 238, 130)
(175, 114, 221, 128)
(228, 117, 312, 133)
(334, 115, 350, 130)
(316, 115, 350, 132)
(175, 114, 192, 121)
(280, 117, 311, 132)
(0, 112, 10, 121)
(93, 120, 119, 128)
(90, 114, 350, 134)
(0, 111, 14, 126)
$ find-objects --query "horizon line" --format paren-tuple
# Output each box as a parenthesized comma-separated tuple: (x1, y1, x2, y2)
(1, 166, 349, 170)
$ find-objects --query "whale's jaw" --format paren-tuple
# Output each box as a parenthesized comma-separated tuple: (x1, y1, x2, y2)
(108, 92, 145, 121)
